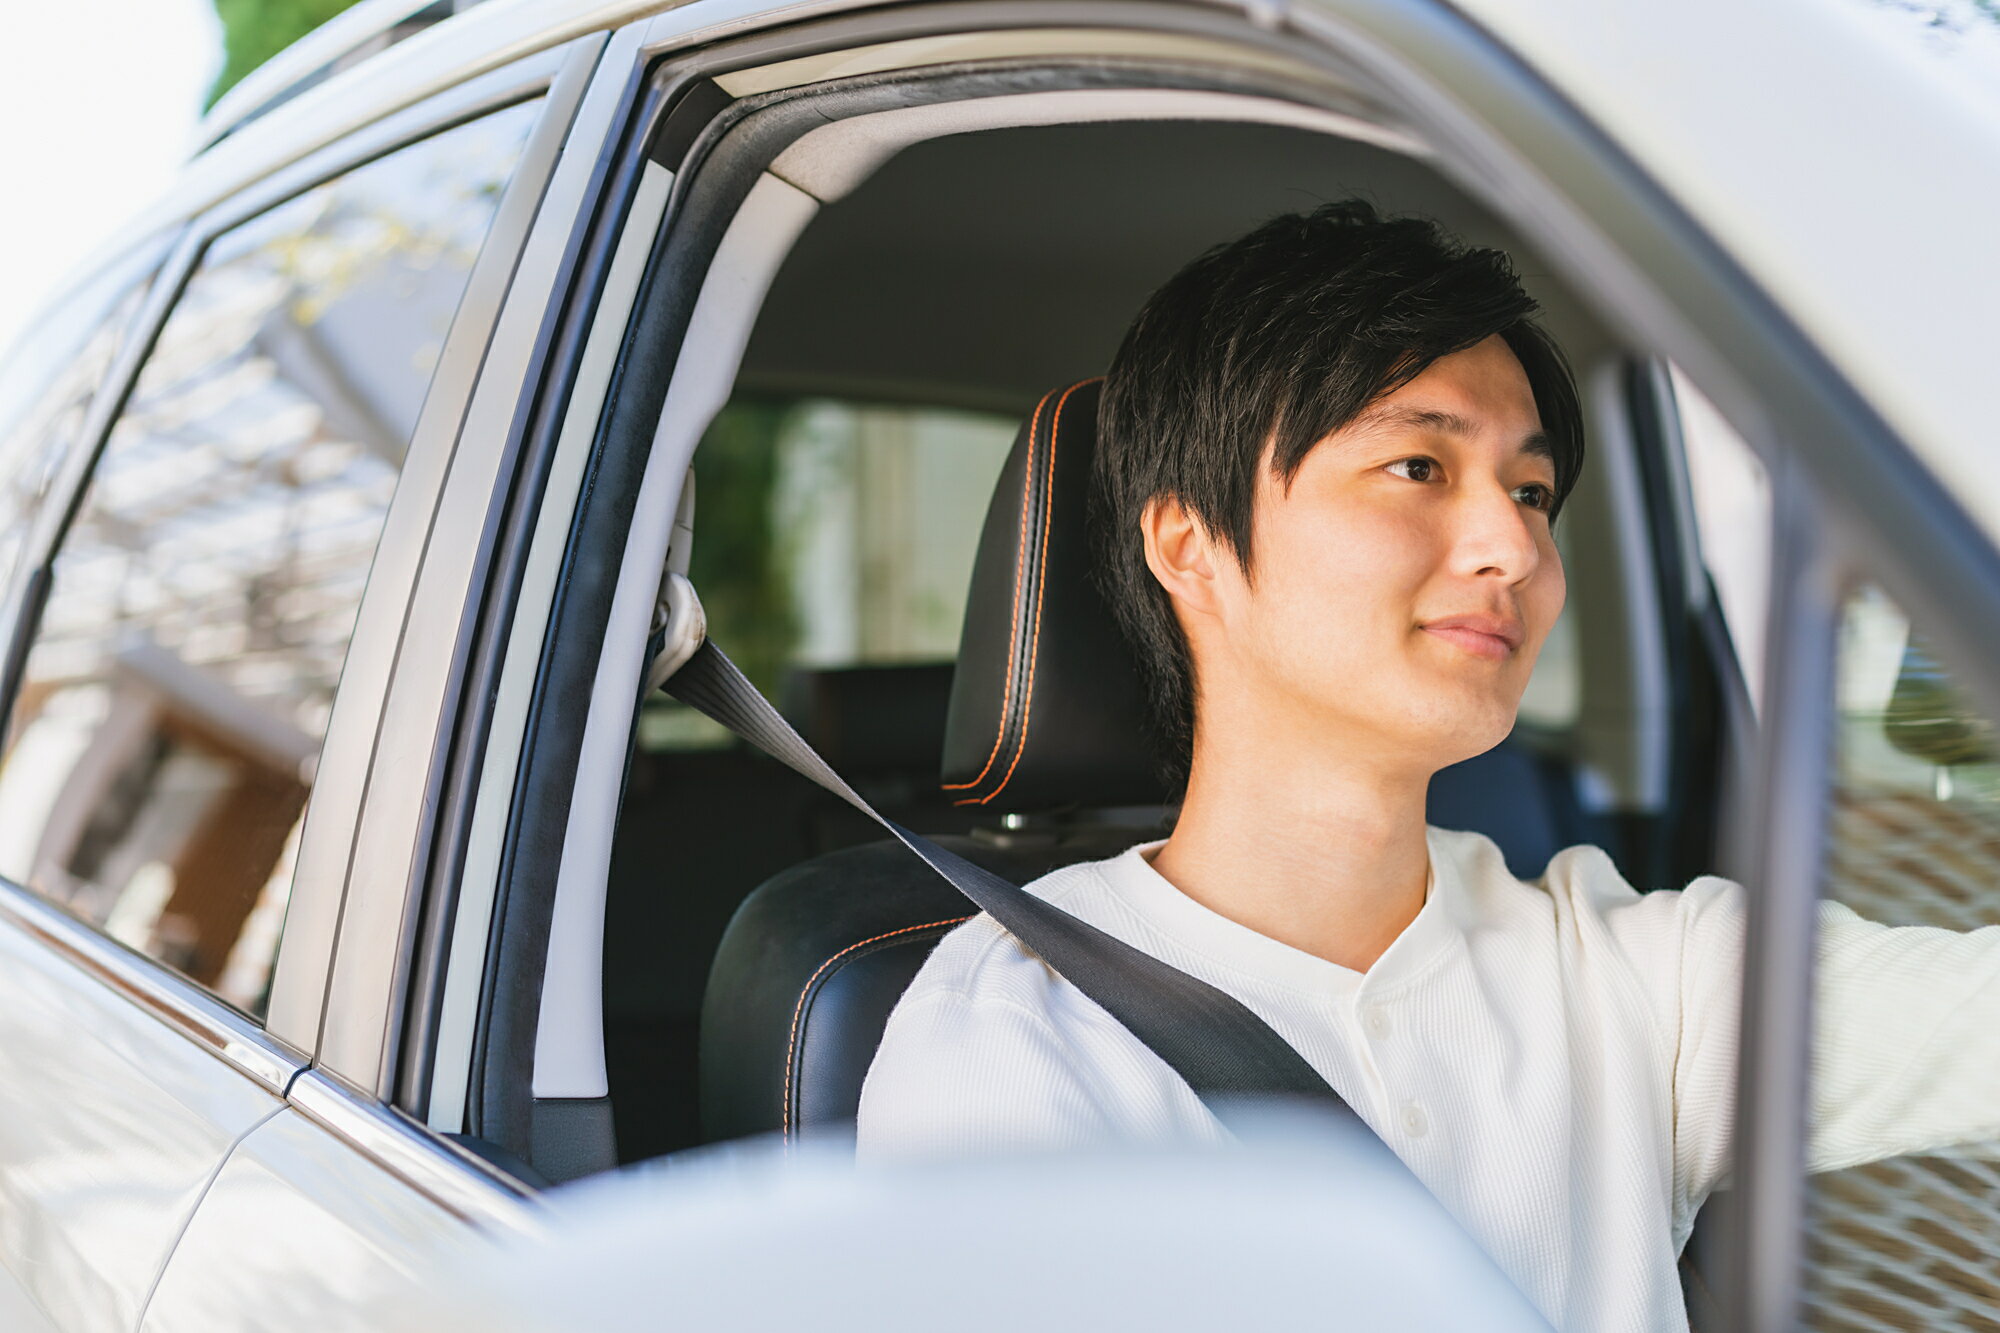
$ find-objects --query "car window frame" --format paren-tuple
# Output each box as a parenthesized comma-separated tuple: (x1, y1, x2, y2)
(394, 0, 1780, 1194)
(413, 2, 1453, 1182)
(308, 27, 630, 1111)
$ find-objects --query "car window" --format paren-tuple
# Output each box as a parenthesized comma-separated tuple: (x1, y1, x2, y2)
(0, 100, 540, 1019)
(1802, 580, 2000, 1329)
(0, 247, 161, 606)
(635, 396, 1018, 752)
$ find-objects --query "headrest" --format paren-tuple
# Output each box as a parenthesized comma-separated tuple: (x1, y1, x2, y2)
(941, 379, 1167, 812)
(781, 663, 955, 779)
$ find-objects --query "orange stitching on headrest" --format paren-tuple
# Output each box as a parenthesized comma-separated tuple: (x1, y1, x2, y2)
(962, 377, 1102, 807)
(781, 916, 973, 1144)
(940, 387, 1056, 793)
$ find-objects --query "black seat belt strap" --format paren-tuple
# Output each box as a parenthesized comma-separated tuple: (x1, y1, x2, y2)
(662, 637, 1352, 1116)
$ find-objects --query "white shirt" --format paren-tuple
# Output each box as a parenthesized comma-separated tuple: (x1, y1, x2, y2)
(856, 826, 2000, 1333)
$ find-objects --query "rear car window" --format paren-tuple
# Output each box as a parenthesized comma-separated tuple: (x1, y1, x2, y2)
(0, 100, 541, 1019)
(637, 396, 1017, 752)
(0, 247, 161, 605)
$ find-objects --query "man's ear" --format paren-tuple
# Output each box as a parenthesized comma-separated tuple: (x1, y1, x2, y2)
(1140, 495, 1228, 621)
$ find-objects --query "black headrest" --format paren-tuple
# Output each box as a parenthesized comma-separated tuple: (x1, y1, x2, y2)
(940, 379, 1166, 812)
(781, 663, 955, 778)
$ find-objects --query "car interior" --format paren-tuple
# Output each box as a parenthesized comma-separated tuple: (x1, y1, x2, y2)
(568, 91, 1741, 1166)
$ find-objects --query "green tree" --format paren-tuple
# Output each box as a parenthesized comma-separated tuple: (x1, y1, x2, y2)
(207, 0, 361, 107)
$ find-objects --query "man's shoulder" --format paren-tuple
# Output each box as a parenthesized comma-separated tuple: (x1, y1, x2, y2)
(1428, 823, 1740, 938)
(900, 855, 1120, 1019)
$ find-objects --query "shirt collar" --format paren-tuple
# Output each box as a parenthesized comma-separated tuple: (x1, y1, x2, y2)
(1092, 827, 1467, 1001)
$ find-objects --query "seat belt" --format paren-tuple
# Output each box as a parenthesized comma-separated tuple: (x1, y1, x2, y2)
(657, 633, 1354, 1119)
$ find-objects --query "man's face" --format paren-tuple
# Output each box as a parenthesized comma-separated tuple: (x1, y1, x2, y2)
(1197, 334, 1566, 772)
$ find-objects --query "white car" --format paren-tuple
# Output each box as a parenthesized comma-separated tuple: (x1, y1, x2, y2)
(0, 0, 1994, 1329)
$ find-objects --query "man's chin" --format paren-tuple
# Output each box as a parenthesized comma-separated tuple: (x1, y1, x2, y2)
(1412, 701, 1520, 771)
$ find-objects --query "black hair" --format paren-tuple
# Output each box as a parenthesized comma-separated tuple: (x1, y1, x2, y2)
(1092, 200, 1584, 788)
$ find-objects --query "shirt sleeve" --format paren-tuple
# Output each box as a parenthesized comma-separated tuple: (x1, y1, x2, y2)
(1662, 876, 2000, 1202)
(1806, 900, 2000, 1172)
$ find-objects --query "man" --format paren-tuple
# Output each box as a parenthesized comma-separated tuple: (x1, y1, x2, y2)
(855, 203, 2000, 1331)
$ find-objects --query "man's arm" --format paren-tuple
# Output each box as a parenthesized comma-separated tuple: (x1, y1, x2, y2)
(1806, 900, 2000, 1172)
(1668, 877, 2000, 1202)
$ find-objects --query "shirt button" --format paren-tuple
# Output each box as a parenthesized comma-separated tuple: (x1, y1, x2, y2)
(1364, 1005, 1391, 1038)
(1400, 1102, 1428, 1137)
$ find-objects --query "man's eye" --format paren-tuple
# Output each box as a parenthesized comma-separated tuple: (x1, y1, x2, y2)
(1386, 457, 1437, 482)
(1514, 483, 1555, 512)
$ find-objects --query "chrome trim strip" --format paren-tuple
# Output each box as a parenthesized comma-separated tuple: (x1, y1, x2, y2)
(287, 1069, 541, 1232)
(0, 879, 305, 1096)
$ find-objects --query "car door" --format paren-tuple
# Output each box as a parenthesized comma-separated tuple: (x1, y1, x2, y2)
(134, 28, 633, 1333)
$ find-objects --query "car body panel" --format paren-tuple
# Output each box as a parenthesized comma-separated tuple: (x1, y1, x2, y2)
(195, 0, 452, 150)
(0, 887, 287, 1332)
(139, 1103, 474, 1333)
(0, 1263, 59, 1333)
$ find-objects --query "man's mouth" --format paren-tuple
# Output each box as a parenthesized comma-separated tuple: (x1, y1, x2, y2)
(1420, 614, 1523, 660)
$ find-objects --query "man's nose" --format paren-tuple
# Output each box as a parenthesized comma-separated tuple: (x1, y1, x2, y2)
(1450, 482, 1542, 583)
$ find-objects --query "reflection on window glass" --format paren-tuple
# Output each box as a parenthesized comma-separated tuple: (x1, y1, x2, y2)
(0, 100, 540, 1018)
(638, 397, 1017, 753)
(1803, 583, 2000, 1331)
(0, 249, 159, 603)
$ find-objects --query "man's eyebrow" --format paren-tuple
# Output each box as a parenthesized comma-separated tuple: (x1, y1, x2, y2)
(1349, 404, 1556, 464)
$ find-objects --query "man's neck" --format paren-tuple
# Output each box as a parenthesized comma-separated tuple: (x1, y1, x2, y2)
(1147, 724, 1433, 974)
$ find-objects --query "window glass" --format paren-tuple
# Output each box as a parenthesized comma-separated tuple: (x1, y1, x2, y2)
(1803, 581, 2000, 1329)
(0, 247, 160, 603)
(637, 397, 1018, 752)
(1672, 367, 1772, 708)
(0, 101, 540, 1018)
